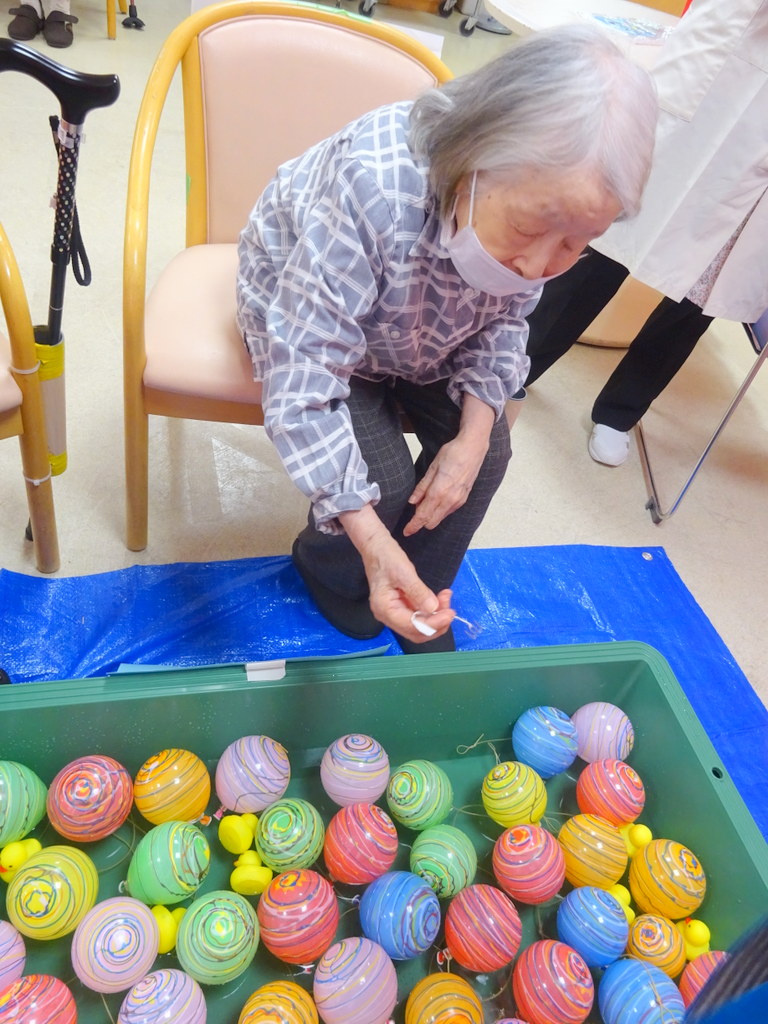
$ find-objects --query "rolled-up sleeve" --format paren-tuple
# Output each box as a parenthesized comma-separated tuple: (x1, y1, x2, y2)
(447, 295, 537, 417)
(246, 162, 397, 532)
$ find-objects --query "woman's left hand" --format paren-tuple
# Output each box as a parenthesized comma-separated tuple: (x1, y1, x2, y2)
(403, 435, 488, 536)
(404, 392, 496, 536)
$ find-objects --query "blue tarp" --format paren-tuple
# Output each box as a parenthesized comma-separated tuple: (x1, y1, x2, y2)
(2, 545, 767, 836)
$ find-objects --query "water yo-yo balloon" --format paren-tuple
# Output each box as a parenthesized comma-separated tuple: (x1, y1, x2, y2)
(125, 820, 210, 906)
(576, 758, 645, 826)
(238, 980, 319, 1024)
(359, 870, 440, 960)
(255, 798, 325, 872)
(444, 882, 522, 972)
(133, 748, 210, 825)
(626, 913, 687, 978)
(6, 844, 98, 940)
(570, 702, 634, 763)
(492, 823, 565, 904)
(323, 802, 398, 885)
(118, 968, 206, 1024)
(71, 896, 160, 994)
(320, 734, 389, 807)
(513, 940, 594, 1024)
(0, 920, 25, 992)
(215, 735, 290, 813)
(481, 761, 546, 827)
(512, 705, 579, 778)
(404, 971, 483, 1024)
(556, 885, 629, 969)
(598, 957, 685, 1024)
(679, 950, 730, 1007)
(629, 838, 707, 920)
(257, 868, 339, 965)
(558, 813, 628, 888)
(46, 754, 133, 842)
(0, 974, 76, 1024)
(386, 760, 453, 831)
(176, 889, 260, 985)
(0, 761, 47, 846)
(313, 937, 397, 1024)
(409, 823, 477, 898)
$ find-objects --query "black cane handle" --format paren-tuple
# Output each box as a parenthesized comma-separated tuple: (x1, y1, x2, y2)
(0, 37, 120, 125)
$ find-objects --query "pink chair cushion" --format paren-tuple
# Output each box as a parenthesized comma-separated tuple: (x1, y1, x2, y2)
(143, 244, 261, 405)
(0, 332, 22, 414)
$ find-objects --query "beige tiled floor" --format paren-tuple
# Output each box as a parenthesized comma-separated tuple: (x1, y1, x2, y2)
(1, 1, 767, 706)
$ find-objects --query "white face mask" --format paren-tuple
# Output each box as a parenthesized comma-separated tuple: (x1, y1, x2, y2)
(444, 172, 562, 297)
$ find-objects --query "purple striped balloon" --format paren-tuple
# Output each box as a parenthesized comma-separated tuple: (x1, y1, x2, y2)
(215, 735, 290, 813)
(0, 921, 25, 993)
(313, 938, 397, 1024)
(118, 968, 206, 1024)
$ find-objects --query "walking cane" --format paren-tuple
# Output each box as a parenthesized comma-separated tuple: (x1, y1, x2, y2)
(0, 39, 120, 495)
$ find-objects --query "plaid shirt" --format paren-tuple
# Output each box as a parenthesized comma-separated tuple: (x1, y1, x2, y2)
(236, 102, 535, 532)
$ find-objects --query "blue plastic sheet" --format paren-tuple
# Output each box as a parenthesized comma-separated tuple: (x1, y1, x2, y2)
(2, 545, 767, 836)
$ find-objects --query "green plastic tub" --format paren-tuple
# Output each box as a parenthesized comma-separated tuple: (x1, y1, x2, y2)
(2, 642, 767, 1022)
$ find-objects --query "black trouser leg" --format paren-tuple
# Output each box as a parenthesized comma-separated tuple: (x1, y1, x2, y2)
(592, 296, 714, 431)
(390, 378, 512, 596)
(295, 376, 511, 601)
(525, 249, 630, 385)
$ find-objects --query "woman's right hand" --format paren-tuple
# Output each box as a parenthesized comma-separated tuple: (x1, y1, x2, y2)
(339, 505, 455, 642)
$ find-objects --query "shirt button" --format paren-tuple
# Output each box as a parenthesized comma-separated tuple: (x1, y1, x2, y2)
(390, 330, 401, 339)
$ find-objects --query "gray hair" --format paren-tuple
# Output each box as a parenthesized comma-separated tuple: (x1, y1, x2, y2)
(410, 23, 657, 218)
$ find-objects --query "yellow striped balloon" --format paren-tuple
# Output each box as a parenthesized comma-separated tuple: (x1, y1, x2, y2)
(134, 748, 211, 825)
(558, 813, 628, 888)
(7, 845, 98, 940)
(481, 761, 546, 828)
(629, 838, 706, 919)
(405, 972, 483, 1024)
(238, 980, 319, 1024)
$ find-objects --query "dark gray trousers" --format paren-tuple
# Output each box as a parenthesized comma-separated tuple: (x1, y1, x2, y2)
(295, 376, 512, 600)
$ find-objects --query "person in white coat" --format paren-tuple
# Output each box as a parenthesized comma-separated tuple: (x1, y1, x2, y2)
(524, 0, 768, 466)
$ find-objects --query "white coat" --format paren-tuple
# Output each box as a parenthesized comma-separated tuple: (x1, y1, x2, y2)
(594, 0, 768, 323)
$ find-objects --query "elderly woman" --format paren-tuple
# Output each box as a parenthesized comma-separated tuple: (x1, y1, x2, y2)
(236, 25, 657, 654)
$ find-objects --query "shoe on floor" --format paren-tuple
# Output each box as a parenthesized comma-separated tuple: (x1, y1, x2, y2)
(43, 10, 78, 48)
(8, 4, 44, 39)
(588, 424, 630, 466)
(291, 539, 383, 641)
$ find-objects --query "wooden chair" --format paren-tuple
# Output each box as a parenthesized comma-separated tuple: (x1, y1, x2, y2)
(0, 222, 60, 573)
(122, 1, 452, 551)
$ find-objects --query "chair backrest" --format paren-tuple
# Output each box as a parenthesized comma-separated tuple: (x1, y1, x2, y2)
(178, 3, 452, 245)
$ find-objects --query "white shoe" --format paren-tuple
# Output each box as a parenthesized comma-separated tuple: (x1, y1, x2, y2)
(588, 424, 630, 466)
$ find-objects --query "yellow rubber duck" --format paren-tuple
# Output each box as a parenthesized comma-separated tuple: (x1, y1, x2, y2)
(0, 838, 42, 883)
(151, 905, 187, 954)
(608, 883, 636, 925)
(218, 813, 259, 855)
(230, 849, 272, 896)
(677, 918, 711, 960)
(620, 822, 653, 858)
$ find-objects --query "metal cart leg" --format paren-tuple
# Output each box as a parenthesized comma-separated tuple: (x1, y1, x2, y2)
(636, 334, 768, 523)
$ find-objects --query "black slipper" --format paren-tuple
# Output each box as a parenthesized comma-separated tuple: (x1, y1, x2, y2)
(8, 4, 44, 39)
(395, 626, 456, 655)
(291, 539, 384, 641)
(42, 9, 78, 48)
